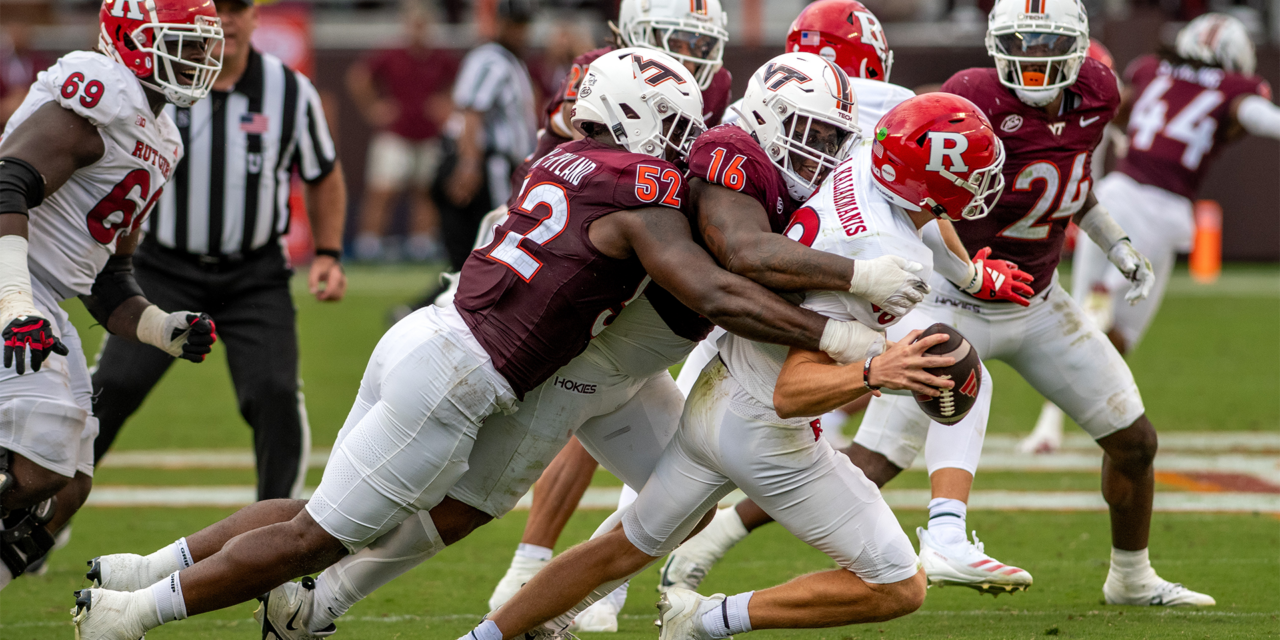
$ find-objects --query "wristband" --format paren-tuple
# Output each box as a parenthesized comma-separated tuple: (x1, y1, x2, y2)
(315, 248, 342, 261)
(863, 356, 880, 391)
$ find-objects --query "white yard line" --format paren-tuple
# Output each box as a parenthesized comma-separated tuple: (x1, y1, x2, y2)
(83, 485, 1280, 513)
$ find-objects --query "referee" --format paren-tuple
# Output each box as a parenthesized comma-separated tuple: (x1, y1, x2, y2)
(434, 0, 537, 274)
(90, 0, 347, 501)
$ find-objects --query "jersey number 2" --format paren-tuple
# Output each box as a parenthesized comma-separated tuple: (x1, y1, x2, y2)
(487, 182, 570, 281)
(86, 169, 162, 244)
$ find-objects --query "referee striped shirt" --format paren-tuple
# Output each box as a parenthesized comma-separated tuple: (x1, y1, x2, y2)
(147, 49, 336, 256)
(451, 42, 537, 166)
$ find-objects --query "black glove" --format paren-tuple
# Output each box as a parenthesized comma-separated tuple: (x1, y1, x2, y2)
(3, 315, 69, 375)
(174, 313, 217, 363)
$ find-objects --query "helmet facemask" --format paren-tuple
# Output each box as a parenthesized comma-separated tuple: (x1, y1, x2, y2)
(987, 28, 1086, 104)
(597, 91, 704, 161)
(623, 20, 726, 90)
(752, 95, 859, 201)
(103, 14, 223, 108)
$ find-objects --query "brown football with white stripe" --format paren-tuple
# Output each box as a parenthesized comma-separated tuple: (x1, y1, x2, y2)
(912, 323, 982, 425)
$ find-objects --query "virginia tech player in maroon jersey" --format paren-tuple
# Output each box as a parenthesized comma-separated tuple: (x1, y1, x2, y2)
(942, 57, 1119, 295)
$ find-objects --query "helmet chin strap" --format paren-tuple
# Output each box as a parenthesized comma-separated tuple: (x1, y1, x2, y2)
(1014, 87, 1060, 108)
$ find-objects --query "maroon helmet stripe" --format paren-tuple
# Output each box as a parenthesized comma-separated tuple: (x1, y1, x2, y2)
(825, 58, 854, 113)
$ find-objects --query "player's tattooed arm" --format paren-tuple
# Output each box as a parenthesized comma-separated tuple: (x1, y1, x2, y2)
(593, 204, 828, 351)
(693, 178, 853, 292)
(0, 102, 105, 239)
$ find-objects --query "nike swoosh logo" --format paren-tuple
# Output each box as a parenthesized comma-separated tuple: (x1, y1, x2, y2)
(1080, 116, 1101, 127)
(285, 603, 304, 631)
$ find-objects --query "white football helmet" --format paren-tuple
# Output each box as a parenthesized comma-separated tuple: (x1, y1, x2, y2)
(1176, 13, 1256, 76)
(985, 0, 1089, 106)
(572, 47, 706, 161)
(733, 52, 861, 201)
(616, 0, 728, 90)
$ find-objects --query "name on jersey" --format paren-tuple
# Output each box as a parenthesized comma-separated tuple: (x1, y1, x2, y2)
(1156, 60, 1225, 90)
(832, 166, 867, 236)
(533, 149, 599, 186)
(131, 140, 173, 179)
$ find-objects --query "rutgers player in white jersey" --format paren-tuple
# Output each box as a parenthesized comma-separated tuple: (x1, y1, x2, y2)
(663, 0, 1036, 599)
(1025, 13, 1280, 453)
(0, 0, 220, 588)
(460, 93, 1009, 640)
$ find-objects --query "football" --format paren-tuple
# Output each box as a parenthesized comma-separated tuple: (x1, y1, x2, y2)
(912, 323, 982, 425)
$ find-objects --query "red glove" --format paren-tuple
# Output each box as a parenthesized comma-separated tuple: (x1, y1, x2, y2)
(968, 247, 1035, 306)
(3, 315, 70, 375)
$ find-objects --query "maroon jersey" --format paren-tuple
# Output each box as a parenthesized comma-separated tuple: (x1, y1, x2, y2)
(456, 137, 688, 397)
(942, 58, 1120, 296)
(687, 123, 799, 232)
(510, 48, 733, 201)
(1118, 54, 1271, 200)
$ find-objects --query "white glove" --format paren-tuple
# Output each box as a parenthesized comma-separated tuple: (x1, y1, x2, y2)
(1106, 240, 1155, 304)
(819, 319, 886, 365)
(848, 255, 929, 317)
(136, 305, 218, 362)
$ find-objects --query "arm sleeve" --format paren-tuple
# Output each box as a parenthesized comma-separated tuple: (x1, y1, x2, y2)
(1236, 94, 1280, 140)
(291, 72, 338, 183)
(921, 220, 974, 286)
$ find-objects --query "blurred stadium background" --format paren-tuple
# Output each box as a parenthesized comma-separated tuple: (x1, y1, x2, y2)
(0, 0, 1277, 638)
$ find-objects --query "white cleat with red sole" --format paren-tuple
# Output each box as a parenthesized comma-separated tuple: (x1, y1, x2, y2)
(917, 527, 1033, 596)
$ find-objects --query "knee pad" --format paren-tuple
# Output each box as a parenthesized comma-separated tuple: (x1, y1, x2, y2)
(0, 448, 57, 578)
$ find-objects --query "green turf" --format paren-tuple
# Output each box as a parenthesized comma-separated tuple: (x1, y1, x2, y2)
(2, 507, 1276, 638)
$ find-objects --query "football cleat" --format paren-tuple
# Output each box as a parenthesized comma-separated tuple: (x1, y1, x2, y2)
(1019, 402, 1065, 454)
(488, 554, 549, 612)
(656, 588, 724, 640)
(1104, 576, 1216, 607)
(71, 588, 150, 640)
(917, 527, 1033, 595)
(568, 581, 628, 632)
(254, 576, 336, 639)
(87, 553, 161, 592)
(658, 508, 748, 593)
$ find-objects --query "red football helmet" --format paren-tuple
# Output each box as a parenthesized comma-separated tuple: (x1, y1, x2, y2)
(98, 0, 223, 108)
(785, 0, 892, 82)
(869, 93, 1005, 222)
(1086, 38, 1115, 71)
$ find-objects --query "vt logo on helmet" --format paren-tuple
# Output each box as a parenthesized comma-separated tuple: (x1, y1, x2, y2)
(572, 48, 706, 161)
(786, 0, 893, 82)
(985, 0, 1089, 106)
(1176, 12, 1257, 76)
(616, 0, 728, 90)
(869, 93, 1006, 221)
(98, 0, 224, 108)
(735, 52, 862, 201)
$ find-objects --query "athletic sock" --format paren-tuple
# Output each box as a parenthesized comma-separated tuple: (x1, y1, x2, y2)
(143, 538, 192, 585)
(702, 591, 753, 638)
(705, 507, 750, 550)
(147, 571, 187, 625)
(1109, 547, 1157, 585)
(466, 619, 503, 640)
(927, 498, 969, 547)
(310, 573, 345, 632)
(515, 543, 553, 562)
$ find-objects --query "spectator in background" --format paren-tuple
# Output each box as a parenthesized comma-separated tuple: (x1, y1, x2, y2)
(431, 0, 537, 282)
(347, 2, 459, 262)
(0, 16, 51, 127)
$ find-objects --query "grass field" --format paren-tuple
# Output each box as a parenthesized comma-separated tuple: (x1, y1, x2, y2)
(0, 263, 1277, 638)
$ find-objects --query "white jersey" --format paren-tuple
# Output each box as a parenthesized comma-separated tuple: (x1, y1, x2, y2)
(719, 144, 935, 424)
(2, 51, 182, 299)
(721, 78, 912, 132)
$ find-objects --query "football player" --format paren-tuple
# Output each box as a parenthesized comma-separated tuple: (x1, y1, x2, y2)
(1026, 13, 1280, 453)
(819, 0, 1212, 606)
(661, 0, 1035, 599)
(460, 92, 1007, 640)
(0, 0, 220, 588)
(71, 49, 897, 637)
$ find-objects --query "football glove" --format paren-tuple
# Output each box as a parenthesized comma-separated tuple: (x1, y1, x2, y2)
(960, 247, 1035, 306)
(137, 306, 218, 362)
(849, 255, 929, 317)
(3, 314, 69, 375)
(1106, 240, 1155, 304)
